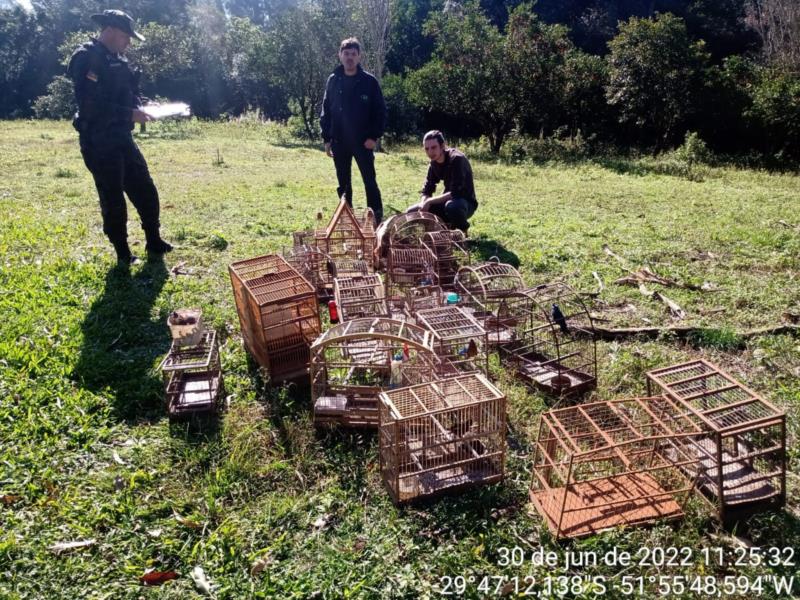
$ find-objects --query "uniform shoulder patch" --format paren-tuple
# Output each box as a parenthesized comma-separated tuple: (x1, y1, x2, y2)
(86, 71, 98, 82)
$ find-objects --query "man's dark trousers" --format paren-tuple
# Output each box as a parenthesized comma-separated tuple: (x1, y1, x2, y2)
(80, 132, 161, 255)
(331, 140, 383, 223)
(427, 197, 475, 233)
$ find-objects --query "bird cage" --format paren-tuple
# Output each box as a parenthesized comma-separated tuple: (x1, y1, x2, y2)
(314, 198, 376, 270)
(284, 245, 333, 298)
(529, 396, 703, 539)
(422, 230, 470, 289)
(646, 360, 786, 523)
(334, 274, 388, 322)
(404, 285, 445, 318)
(309, 317, 455, 428)
(375, 212, 447, 269)
(229, 254, 321, 381)
(499, 282, 597, 398)
(415, 306, 488, 374)
(330, 258, 370, 279)
(454, 261, 525, 345)
(386, 247, 439, 309)
(379, 373, 506, 504)
(159, 330, 223, 418)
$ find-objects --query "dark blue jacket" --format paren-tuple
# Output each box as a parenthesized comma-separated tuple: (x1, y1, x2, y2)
(320, 65, 386, 145)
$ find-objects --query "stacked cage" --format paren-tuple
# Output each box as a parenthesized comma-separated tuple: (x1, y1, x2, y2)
(422, 230, 470, 288)
(375, 211, 447, 269)
(229, 254, 321, 381)
(499, 282, 598, 398)
(379, 374, 506, 504)
(529, 396, 703, 539)
(403, 285, 445, 319)
(415, 306, 488, 374)
(160, 330, 223, 418)
(333, 274, 389, 322)
(646, 360, 786, 522)
(386, 247, 439, 309)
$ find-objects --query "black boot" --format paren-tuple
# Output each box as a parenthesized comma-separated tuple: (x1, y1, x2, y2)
(144, 229, 173, 256)
(113, 241, 139, 267)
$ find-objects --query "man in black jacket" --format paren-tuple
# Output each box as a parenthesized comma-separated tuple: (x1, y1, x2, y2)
(407, 130, 478, 233)
(320, 38, 386, 224)
(67, 9, 172, 266)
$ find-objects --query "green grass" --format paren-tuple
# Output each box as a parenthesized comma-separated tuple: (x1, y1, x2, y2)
(0, 119, 798, 599)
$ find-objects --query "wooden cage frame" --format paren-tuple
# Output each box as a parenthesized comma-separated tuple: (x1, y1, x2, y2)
(422, 230, 470, 289)
(379, 374, 506, 504)
(314, 199, 376, 271)
(374, 211, 448, 268)
(415, 306, 489, 374)
(498, 282, 598, 398)
(333, 274, 389, 322)
(646, 360, 787, 523)
(529, 396, 704, 539)
(385, 247, 439, 309)
(229, 254, 321, 381)
(159, 330, 223, 418)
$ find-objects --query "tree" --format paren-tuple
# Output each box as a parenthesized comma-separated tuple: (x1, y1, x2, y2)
(352, 0, 392, 81)
(746, 0, 800, 72)
(606, 13, 709, 148)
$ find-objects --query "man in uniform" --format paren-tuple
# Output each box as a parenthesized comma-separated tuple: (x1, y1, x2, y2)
(320, 37, 386, 225)
(407, 130, 478, 233)
(67, 9, 172, 266)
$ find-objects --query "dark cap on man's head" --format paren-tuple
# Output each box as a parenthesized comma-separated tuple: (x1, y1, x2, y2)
(90, 9, 145, 41)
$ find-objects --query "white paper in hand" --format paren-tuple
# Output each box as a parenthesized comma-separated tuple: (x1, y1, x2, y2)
(141, 102, 191, 120)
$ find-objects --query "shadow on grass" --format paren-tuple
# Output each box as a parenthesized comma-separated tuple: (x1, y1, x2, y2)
(72, 258, 170, 423)
(470, 234, 521, 267)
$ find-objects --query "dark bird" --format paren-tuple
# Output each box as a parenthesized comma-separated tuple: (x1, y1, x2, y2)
(551, 303, 569, 334)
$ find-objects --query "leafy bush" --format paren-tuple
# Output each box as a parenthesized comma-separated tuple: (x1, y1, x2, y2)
(32, 76, 75, 119)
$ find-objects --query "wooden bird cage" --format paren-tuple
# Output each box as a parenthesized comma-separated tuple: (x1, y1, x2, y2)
(229, 254, 321, 381)
(334, 274, 389, 322)
(646, 360, 786, 523)
(529, 396, 704, 539)
(314, 198, 376, 271)
(499, 283, 597, 398)
(284, 245, 333, 298)
(404, 285, 445, 319)
(310, 317, 456, 428)
(375, 211, 447, 269)
(386, 247, 439, 309)
(379, 374, 506, 504)
(454, 261, 525, 345)
(160, 330, 223, 418)
(415, 306, 488, 374)
(422, 230, 470, 289)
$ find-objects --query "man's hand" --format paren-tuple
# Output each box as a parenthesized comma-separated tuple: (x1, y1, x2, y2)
(325, 142, 333, 157)
(363, 138, 376, 150)
(132, 109, 154, 124)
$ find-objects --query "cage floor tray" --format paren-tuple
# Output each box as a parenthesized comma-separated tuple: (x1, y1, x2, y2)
(693, 438, 781, 505)
(169, 374, 220, 415)
(397, 464, 502, 502)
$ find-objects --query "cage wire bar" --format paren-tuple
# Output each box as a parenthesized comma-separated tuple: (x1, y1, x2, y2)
(499, 282, 598, 398)
(422, 230, 470, 289)
(379, 374, 506, 504)
(159, 330, 223, 418)
(229, 254, 321, 381)
(529, 396, 704, 539)
(309, 317, 456, 428)
(646, 360, 786, 522)
(334, 274, 389, 322)
(415, 306, 489, 374)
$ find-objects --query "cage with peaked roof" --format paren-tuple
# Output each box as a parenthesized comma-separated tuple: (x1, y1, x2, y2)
(415, 306, 488, 374)
(229, 254, 321, 381)
(314, 198, 376, 271)
(498, 282, 597, 398)
(334, 274, 389, 322)
(422, 230, 470, 289)
(160, 330, 223, 418)
(309, 317, 456, 427)
(379, 373, 506, 504)
(529, 396, 703, 539)
(646, 360, 786, 523)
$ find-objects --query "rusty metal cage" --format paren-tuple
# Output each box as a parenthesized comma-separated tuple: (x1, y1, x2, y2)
(159, 330, 223, 418)
(422, 230, 470, 289)
(415, 306, 488, 374)
(310, 317, 456, 428)
(334, 274, 389, 322)
(314, 199, 376, 271)
(229, 254, 321, 381)
(499, 283, 598, 398)
(529, 396, 704, 539)
(379, 374, 506, 504)
(646, 360, 787, 523)
(386, 247, 439, 308)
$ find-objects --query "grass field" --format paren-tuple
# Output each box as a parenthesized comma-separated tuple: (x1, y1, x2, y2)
(0, 119, 798, 599)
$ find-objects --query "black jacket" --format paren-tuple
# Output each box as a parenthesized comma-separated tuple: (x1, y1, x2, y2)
(320, 65, 386, 146)
(420, 148, 478, 208)
(67, 39, 140, 135)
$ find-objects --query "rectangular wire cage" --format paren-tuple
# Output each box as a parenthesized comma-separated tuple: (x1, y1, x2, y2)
(229, 254, 321, 381)
(529, 396, 703, 539)
(646, 360, 786, 522)
(334, 274, 389, 322)
(415, 306, 489, 374)
(379, 374, 506, 504)
(159, 330, 223, 417)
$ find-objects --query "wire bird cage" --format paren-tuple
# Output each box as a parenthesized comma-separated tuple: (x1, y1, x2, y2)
(334, 274, 389, 322)
(374, 211, 447, 269)
(498, 283, 598, 398)
(310, 317, 456, 428)
(415, 306, 488, 374)
(529, 396, 704, 539)
(314, 199, 376, 271)
(379, 374, 506, 504)
(454, 261, 525, 345)
(159, 330, 223, 418)
(404, 285, 445, 318)
(646, 360, 786, 523)
(229, 254, 321, 381)
(386, 247, 439, 309)
(422, 230, 470, 289)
